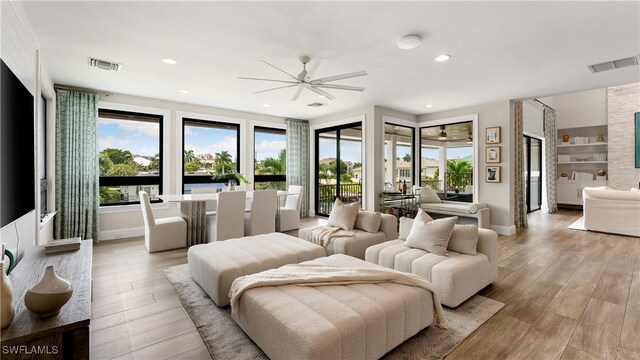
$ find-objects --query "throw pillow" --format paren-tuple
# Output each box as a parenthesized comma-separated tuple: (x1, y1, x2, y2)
(415, 187, 442, 204)
(405, 214, 456, 255)
(448, 224, 478, 255)
(355, 211, 382, 233)
(327, 198, 360, 230)
(398, 217, 415, 240)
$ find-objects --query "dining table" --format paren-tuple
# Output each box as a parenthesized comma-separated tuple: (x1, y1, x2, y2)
(157, 191, 290, 246)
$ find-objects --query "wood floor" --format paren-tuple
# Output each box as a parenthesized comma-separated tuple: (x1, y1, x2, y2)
(91, 211, 640, 360)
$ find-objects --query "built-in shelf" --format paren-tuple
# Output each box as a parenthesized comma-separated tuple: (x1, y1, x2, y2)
(557, 161, 608, 164)
(557, 142, 607, 148)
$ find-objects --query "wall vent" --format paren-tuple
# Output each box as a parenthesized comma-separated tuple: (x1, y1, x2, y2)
(88, 57, 122, 72)
(307, 102, 326, 107)
(588, 55, 639, 73)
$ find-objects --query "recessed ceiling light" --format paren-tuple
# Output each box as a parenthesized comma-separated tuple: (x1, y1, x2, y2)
(435, 54, 451, 62)
(162, 58, 177, 65)
(319, 95, 327, 99)
(262, 104, 271, 108)
(179, 89, 190, 94)
(426, 104, 433, 108)
(397, 35, 422, 50)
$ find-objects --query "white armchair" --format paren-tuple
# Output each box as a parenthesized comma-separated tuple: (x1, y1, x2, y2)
(208, 191, 246, 241)
(139, 191, 187, 253)
(278, 185, 303, 232)
(244, 190, 277, 235)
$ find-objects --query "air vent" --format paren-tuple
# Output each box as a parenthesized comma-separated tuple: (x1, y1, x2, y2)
(588, 55, 639, 73)
(88, 57, 122, 72)
(307, 102, 326, 107)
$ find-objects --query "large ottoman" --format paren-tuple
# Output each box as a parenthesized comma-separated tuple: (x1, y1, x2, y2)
(187, 232, 326, 306)
(231, 254, 437, 360)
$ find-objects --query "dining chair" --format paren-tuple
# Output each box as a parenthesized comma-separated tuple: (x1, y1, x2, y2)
(190, 187, 218, 214)
(139, 191, 187, 253)
(278, 185, 303, 231)
(208, 191, 246, 241)
(244, 190, 277, 236)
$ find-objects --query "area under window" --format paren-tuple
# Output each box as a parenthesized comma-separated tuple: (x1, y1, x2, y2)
(183, 118, 240, 193)
(97, 109, 163, 205)
(254, 126, 286, 190)
(420, 121, 474, 203)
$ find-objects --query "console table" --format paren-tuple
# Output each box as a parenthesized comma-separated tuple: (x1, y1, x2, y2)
(0, 240, 92, 359)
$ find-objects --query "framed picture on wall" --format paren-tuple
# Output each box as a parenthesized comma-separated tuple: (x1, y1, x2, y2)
(486, 166, 501, 183)
(635, 112, 640, 168)
(485, 127, 501, 144)
(486, 146, 501, 163)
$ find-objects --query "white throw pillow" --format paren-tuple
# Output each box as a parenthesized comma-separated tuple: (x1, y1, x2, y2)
(448, 224, 478, 255)
(631, 187, 639, 192)
(355, 211, 382, 233)
(398, 217, 415, 240)
(415, 187, 442, 204)
(404, 211, 456, 256)
(327, 199, 360, 231)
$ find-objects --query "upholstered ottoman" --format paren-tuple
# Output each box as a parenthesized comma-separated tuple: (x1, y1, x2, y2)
(187, 232, 326, 306)
(231, 254, 439, 360)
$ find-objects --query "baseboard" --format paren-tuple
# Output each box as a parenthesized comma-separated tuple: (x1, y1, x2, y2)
(490, 224, 516, 235)
(98, 227, 144, 241)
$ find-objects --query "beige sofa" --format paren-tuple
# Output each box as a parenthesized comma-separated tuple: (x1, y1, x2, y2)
(583, 187, 640, 237)
(298, 211, 398, 260)
(366, 218, 498, 307)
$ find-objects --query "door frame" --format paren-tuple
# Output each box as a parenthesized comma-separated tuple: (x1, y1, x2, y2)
(524, 135, 543, 213)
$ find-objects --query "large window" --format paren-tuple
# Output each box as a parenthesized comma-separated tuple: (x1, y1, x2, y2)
(384, 123, 415, 192)
(254, 127, 286, 190)
(183, 118, 240, 193)
(98, 109, 163, 205)
(420, 121, 474, 203)
(38, 95, 48, 216)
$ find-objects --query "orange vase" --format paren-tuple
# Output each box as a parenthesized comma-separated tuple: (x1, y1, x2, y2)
(562, 134, 570, 143)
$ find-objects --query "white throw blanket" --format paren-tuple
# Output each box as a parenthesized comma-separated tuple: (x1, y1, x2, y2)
(229, 263, 448, 328)
(303, 226, 355, 247)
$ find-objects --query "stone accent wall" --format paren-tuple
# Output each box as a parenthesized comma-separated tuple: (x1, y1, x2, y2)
(608, 82, 640, 189)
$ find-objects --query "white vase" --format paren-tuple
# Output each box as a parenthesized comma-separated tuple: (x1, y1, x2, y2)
(24, 266, 73, 318)
(1, 264, 15, 329)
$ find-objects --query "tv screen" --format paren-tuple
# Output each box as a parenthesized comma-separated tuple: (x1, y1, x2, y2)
(1, 59, 35, 228)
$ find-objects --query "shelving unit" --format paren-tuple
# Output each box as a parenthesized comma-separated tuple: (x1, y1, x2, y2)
(557, 125, 608, 206)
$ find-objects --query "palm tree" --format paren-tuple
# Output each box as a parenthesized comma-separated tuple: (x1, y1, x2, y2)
(446, 160, 473, 191)
(184, 149, 197, 163)
(214, 150, 233, 173)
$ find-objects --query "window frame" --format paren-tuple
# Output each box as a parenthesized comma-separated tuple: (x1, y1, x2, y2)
(39, 95, 48, 217)
(253, 126, 286, 186)
(384, 122, 416, 189)
(98, 108, 164, 206)
(182, 118, 241, 193)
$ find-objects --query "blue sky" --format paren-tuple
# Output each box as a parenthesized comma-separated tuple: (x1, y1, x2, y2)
(255, 131, 286, 161)
(319, 138, 362, 163)
(98, 118, 159, 156)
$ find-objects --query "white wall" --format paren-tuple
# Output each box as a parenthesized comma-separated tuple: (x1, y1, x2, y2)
(96, 93, 287, 240)
(0, 1, 53, 258)
(418, 101, 515, 234)
(554, 88, 607, 129)
(607, 82, 640, 189)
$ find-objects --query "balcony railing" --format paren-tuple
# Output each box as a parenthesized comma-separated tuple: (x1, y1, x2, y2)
(421, 172, 473, 203)
(317, 183, 362, 215)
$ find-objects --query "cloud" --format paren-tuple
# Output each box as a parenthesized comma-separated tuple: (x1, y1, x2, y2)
(185, 135, 238, 158)
(98, 118, 159, 137)
(255, 140, 286, 152)
(98, 135, 131, 150)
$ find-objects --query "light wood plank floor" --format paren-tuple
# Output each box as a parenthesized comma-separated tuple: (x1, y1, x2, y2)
(91, 211, 640, 359)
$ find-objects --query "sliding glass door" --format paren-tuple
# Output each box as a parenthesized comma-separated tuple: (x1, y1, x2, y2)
(315, 122, 362, 216)
(524, 136, 542, 213)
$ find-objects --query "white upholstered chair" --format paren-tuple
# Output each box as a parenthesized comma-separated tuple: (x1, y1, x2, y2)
(278, 185, 303, 231)
(139, 191, 187, 253)
(208, 191, 246, 241)
(244, 190, 277, 235)
(190, 187, 217, 214)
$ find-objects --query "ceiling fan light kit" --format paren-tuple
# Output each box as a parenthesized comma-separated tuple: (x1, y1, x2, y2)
(397, 35, 422, 50)
(238, 56, 367, 101)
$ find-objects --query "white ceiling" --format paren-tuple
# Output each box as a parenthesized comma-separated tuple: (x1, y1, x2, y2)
(22, 1, 640, 119)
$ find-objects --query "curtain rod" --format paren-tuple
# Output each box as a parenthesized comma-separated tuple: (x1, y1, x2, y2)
(534, 98, 555, 110)
(54, 84, 112, 96)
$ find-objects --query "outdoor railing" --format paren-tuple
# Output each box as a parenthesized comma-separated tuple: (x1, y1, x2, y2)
(317, 183, 362, 215)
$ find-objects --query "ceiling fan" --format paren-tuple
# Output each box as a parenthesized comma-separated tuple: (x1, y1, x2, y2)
(238, 56, 367, 101)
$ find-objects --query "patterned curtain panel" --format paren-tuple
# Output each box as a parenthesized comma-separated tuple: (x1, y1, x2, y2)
(55, 90, 99, 240)
(514, 101, 528, 228)
(543, 106, 558, 213)
(285, 118, 310, 217)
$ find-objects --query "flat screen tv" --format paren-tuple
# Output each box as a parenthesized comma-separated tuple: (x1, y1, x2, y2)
(1, 59, 35, 228)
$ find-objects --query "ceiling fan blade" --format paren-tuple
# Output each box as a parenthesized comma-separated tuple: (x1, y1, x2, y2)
(291, 86, 304, 101)
(259, 60, 298, 80)
(254, 84, 298, 94)
(314, 84, 365, 91)
(308, 86, 335, 100)
(305, 57, 324, 80)
(310, 70, 367, 84)
(237, 77, 298, 84)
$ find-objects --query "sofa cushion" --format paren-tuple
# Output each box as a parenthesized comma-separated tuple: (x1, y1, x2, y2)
(415, 186, 442, 204)
(404, 211, 456, 256)
(448, 224, 479, 256)
(398, 216, 415, 240)
(327, 198, 360, 230)
(355, 210, 382, 233)
(420, 201, 487, 215)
